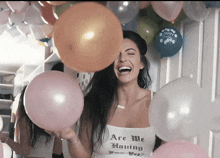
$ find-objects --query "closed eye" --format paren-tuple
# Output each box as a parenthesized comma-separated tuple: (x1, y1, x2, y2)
(128, 52, 135, 55)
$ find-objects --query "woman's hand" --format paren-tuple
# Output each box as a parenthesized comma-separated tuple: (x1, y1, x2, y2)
(56, 126, 78, 143)
(0, 131, 7, 143)
(45, 126, 77, 142)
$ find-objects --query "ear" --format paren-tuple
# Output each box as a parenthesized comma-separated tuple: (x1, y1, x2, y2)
(139, 61, 145, 69)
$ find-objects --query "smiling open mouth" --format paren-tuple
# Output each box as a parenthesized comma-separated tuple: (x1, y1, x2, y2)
(118, 66, 132, 73)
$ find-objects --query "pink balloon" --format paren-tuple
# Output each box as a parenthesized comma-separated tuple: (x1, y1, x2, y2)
(24, 71, 84, 131)
(41, 24, 53, 37)
(151, 1, 183, 24)
(6, 1, 29, 15)
(29, 24, 45, 40)
(151, 140, 209, 158)
(24, 5, 45, 25)
(0, 1, 10, 11)
(16, 24, 31, 36)
(9, 12, 25, 25)
(0, 10, 11, 25)
(0, 141, 2, 158)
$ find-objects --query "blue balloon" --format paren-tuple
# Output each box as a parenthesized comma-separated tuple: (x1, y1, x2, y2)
(121, 18, 137, 32)
(203, 1, 220, 8)
(154, 27, 183, 58)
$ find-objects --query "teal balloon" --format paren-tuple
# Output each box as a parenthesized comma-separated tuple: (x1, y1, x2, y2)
(137, 16, 159, 45)
(154, 27, 183, 58)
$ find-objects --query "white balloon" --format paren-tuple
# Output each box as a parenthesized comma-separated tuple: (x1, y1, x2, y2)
(16, 23, 31, 36)
(2, 143, 12, 158)
(183, 1, 211, 22)
(0, 117, 3, 131)
(149, 77, 203, 142)
(0, 24, 7, 36)
(29, 24, 45, 40)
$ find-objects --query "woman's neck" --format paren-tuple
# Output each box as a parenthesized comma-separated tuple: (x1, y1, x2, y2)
(117, 81, 141, 107)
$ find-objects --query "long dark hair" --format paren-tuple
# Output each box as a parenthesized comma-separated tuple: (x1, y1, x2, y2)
(16, 86, 52, 147)
(80, 30, 161, 151)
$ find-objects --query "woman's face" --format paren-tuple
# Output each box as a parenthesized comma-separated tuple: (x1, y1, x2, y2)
(114, 38, 144, 84)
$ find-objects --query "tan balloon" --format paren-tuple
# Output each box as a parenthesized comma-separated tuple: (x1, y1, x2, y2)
(140, 1, 151, 9)
(46, 1, 67, 6)
(53, 2, 123, 72)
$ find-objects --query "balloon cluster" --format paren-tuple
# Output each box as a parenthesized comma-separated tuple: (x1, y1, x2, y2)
(149, 77, 209, 157)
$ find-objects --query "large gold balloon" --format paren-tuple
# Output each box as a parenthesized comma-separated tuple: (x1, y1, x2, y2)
(53, 2, 123, 72)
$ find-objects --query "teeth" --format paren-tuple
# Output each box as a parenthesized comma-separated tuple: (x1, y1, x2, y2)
(119, 66, 132, 73)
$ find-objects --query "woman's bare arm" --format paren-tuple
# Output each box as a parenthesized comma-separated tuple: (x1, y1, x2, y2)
(58, 123, 93, 158)
(1, 117, 32, 156)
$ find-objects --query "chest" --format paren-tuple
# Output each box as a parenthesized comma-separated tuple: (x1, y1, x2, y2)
(108, 100, 150, 128)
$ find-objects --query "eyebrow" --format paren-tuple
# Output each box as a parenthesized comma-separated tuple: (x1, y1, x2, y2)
(125, 48, 136, 52)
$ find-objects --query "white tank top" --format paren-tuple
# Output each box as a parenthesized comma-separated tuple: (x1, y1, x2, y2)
(93, 125, 156, 158)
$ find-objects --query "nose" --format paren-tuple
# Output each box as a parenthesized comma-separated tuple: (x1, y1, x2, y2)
(119, 52, 127, 62)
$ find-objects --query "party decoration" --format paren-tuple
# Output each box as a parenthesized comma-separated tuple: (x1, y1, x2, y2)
(0, 117, 3, 131)
(9, 12, 25, 25)
(53, 2, 123, 72)
(40, 5, 57, 25)
(6, 23, 21, 37)
(151, 1, 183, 24)
(0, 10, 11, 25)
(203, 1, 220, 8)
(47, 1, 67, 6)
(151, 140, 209, 158)
(149, 77, 203, 142)
(30, 25, 45, 40)
(107, 1, 140, 24)
(0, 141, 3, 158)
(2, 143, 12, 158)
(137, 15, 159, 45)
(6, 1, 29, 15)
(183, 1, 210, 22)
(24, 5, 45, 25)
(41, 24, 53, 38)
(53, 1, 75, 19)
(121, 18, 137, 32)
(154, 27, 183, 57)
(140, 1, 151, 9)
(0, 24, 7, 36)
(16, 23, 31, 36)
(0, 1, 10, 11)
(38, 1, 51, 7)
(24, 71, 84, 131)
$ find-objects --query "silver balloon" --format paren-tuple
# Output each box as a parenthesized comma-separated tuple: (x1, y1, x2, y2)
(107, 1, 140, 24)
(183, 1, 211, 22)
(149, 77, 203, 142)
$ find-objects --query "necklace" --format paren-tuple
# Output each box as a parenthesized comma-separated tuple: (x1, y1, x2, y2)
(117, 105, 125, 109)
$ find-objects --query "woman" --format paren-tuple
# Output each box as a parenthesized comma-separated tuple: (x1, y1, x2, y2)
(0, 86, 54, 158)
(54, 30, 165, 158)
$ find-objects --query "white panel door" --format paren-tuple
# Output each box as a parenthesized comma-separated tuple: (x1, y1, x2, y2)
(159, 8, 220, 158)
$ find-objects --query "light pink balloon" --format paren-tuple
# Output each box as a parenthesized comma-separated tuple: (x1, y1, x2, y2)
(151, 140, 209, 158)
(24, 5, 45, 25)
(0, 10, 11, 25)
(24, 71, 84, 131)
(0, 1, 10, 11)
(0, 141, 2, 158)
(151, 1, 183, 24)
(29, 24, 45, 40)
(41, 24, 53, 37)
(6, 1, 29, 15)
(9, 12, 25, 25)
(16, 23, 31, 35)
